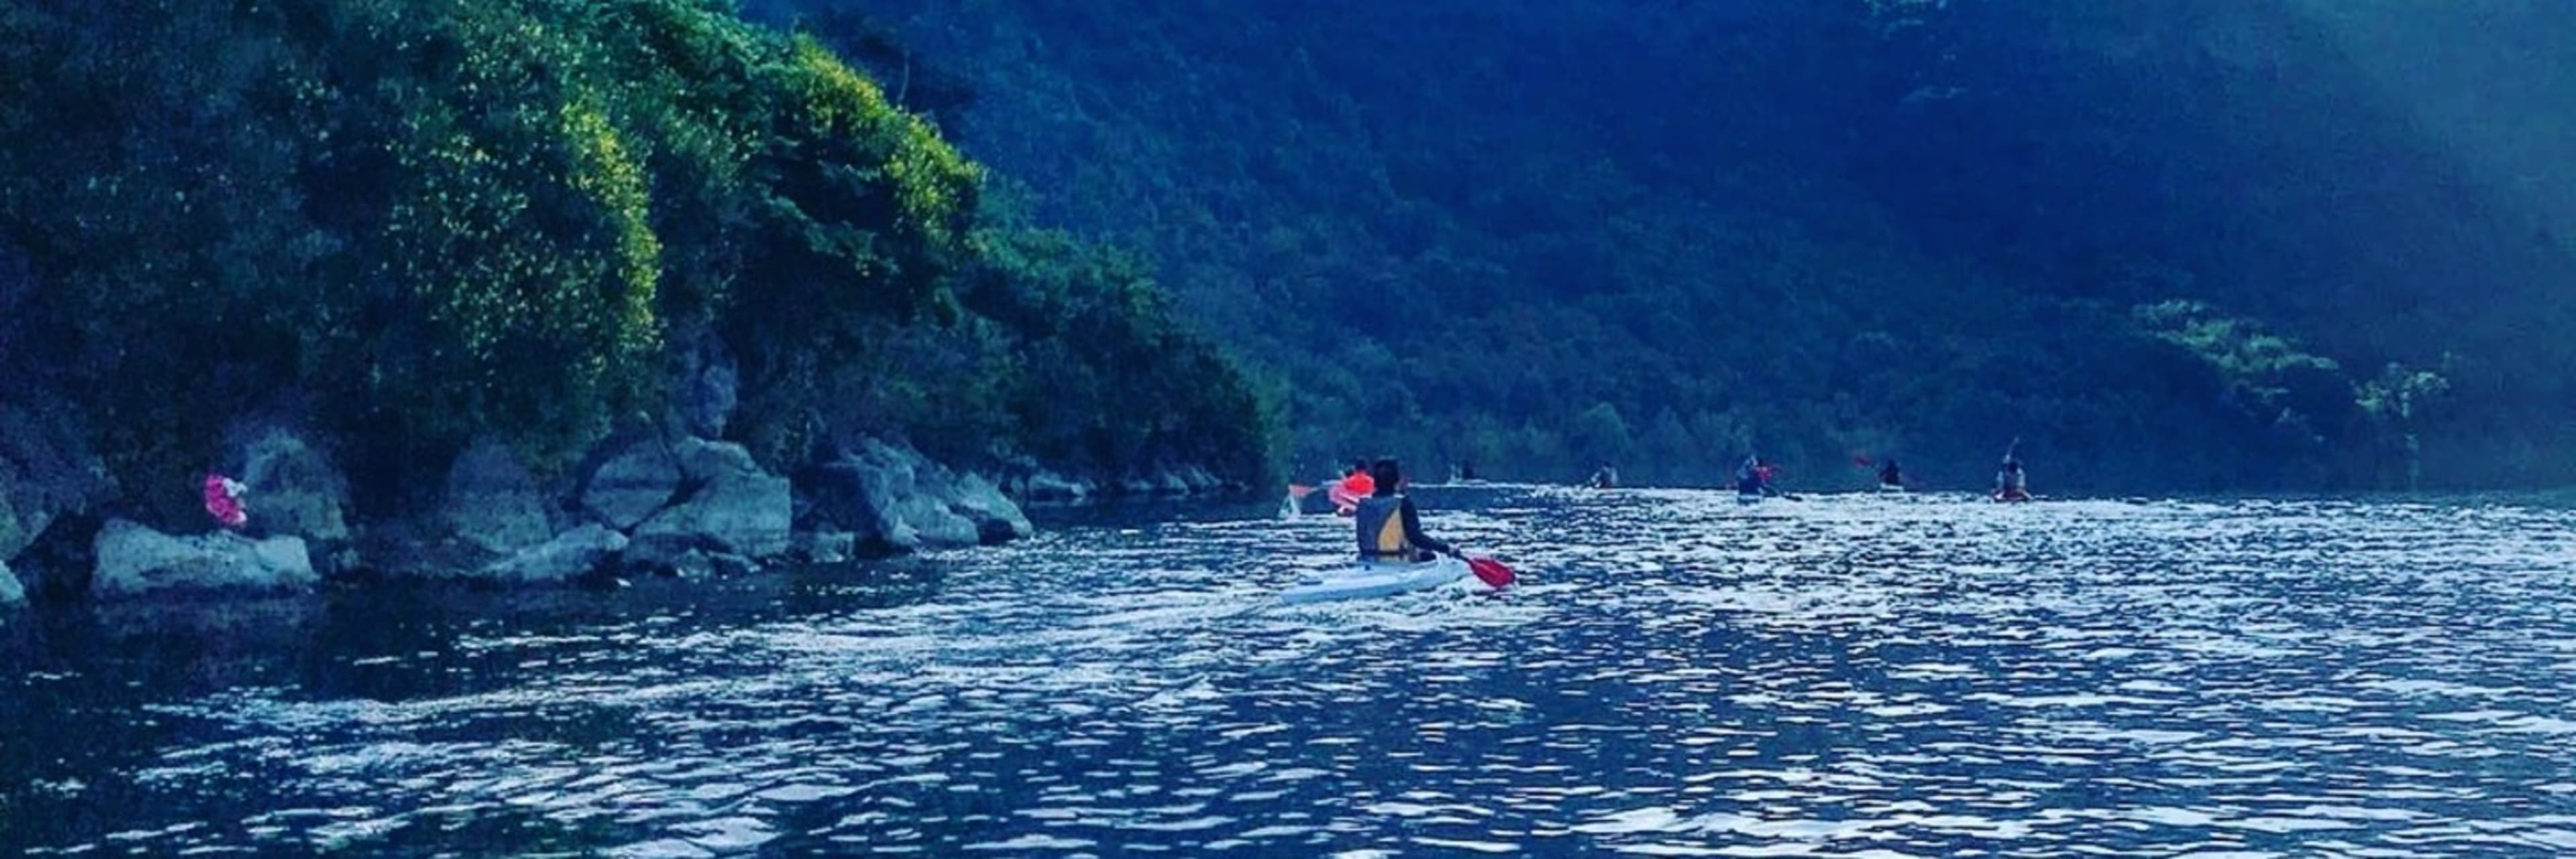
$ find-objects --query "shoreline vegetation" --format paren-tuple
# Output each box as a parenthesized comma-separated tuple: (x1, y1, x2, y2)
(0, 0, 1271, 607)
(7, 1, 2576, 607)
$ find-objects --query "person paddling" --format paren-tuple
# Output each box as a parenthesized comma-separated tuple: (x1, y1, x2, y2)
(1355, 458, 1455, 564)
(1994, 441, 2031, 501)
(1876, 457, 1903, 489)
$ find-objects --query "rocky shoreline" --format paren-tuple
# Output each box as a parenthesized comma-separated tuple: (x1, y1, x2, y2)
(0, 411, 1237, 609)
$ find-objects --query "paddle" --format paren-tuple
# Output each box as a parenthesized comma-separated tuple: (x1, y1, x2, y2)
(1462, 554, 1516, 589)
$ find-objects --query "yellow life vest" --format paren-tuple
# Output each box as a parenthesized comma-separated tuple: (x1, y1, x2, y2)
(1354, 495, 1412, 560)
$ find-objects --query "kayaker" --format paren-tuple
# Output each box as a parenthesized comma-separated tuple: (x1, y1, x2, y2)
(1356, 458, 1454, 564)
(1876, 457, 1902, 489)
(1734, 456, 1767, 496)
(1995, 456, 2031, 501)
(1340, 460, 1375, 496)
(1588, 463, 1618, 489)
(1326, 459, 1375, 513)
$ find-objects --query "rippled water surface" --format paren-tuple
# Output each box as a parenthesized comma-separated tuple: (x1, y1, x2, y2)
(7, 487, 2576, 856)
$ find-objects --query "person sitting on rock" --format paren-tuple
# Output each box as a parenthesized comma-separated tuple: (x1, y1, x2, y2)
(202, 473, 249, 530)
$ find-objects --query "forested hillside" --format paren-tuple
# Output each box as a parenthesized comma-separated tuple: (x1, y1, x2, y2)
(754, 0, 2576, 492)
(0, 0, 1272, 526)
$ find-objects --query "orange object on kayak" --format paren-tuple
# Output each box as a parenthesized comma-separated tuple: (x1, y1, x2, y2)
(1342, 472, 1375, 495)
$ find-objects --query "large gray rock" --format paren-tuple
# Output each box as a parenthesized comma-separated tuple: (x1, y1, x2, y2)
(234, 426, 353, 545)
(1014, 470, 1093, 505)
(0, 463, 52, 565)
(442, 439, 552, 555)
(472, 523, 627, 585)
(804, 440, 1030, 554)
(92, 519, 316, 599)
(0, 405, 112, 564)
(951, 472, 1034, 545)
(0, 560, 22, 607)
(629, 438, 792, 564)
(582, 438, 683, 529)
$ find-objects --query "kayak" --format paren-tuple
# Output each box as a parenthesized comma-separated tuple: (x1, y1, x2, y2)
(1736, 492, 1764, 505)
(1281, 556, 1471, 604)
(1994, 489, 2033, 503)
(1878, 483, 1906, 493)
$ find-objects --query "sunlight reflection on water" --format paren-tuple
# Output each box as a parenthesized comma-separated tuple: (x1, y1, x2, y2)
(9, 487, 2576, 856)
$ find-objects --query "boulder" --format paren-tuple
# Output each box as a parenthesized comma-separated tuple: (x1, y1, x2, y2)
(0, 405, 112, 564)
(951, 472, 1034, 545)
(233, 427, 353, 553)
(92, 519, 317, 599)
(0, 560, 21, 607)
(805, 441, 1036, 551)
(11, 513, 99, 600)
(472, 523, 627, 585)
(708, 552, 757, 578)
(581, 438, 683, 529)
(803, 441, 979, 554)
(0, 462, 52, 565)
(1015, 470, 1093, 505)
(629, 438, 792, 564)
(441, 439, 552, 555)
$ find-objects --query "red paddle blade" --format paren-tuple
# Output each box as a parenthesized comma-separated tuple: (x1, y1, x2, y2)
(1851, 454, 1873, 468)
(1468, 557, 1515, 589)
(1287, 484, 1315, 499)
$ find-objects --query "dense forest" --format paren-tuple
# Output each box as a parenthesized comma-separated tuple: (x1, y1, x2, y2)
(0, 0, 1272, 525)
(4, 0, 2569, 506)
(749, 0, 2576, 492)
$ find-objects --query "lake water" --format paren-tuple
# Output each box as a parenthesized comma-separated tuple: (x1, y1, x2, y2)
(5, 486, 2576, 856)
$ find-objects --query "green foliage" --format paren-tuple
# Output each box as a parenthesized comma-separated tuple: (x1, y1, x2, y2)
(767, 0, 2576, 492)
(0, 0, 1275, 517)
(2134, 300, 2350, 436)
(2355, 360, 2454, 491)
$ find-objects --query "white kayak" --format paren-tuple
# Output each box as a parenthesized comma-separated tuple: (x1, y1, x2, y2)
(1281, 556, 1472, 604)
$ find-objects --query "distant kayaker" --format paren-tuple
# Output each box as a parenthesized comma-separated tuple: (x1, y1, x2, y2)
(1588, 463, 1618, 489)
(1356, 458, 1454, 564)
(1735, 456, 1768, 496)
(1995, 455, 2031, 501)
(1876, 457, 1903, 489)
